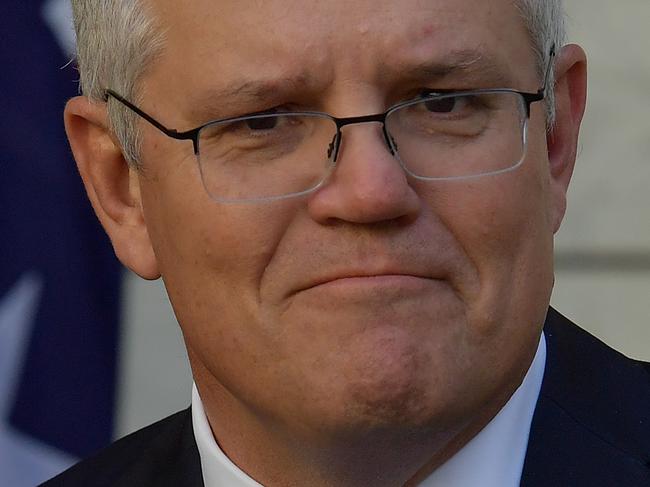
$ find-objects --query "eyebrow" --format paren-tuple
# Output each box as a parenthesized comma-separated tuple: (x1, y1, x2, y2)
(382, 49, 516, 88)
(185, 75, 318, 123)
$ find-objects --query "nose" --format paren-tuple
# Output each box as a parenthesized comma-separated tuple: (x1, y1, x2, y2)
(307, 123, 421, 224)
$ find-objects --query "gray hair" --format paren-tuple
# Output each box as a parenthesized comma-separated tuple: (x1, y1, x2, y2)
(71, 0, 566, 166)
(516, 0, 567, 125)
(71, 0, 164, 165)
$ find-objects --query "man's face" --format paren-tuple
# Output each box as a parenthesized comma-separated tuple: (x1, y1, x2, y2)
(138, 0, 561, 438)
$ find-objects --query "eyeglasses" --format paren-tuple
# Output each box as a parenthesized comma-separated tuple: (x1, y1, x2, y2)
(105, 48, 555, 203)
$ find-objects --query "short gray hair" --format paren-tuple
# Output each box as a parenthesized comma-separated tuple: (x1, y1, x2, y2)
(516, 0, 567, 125)
(71, 0, 164, 165)
(71, 0, 566, 166)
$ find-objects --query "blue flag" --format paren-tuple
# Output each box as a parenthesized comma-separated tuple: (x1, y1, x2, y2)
(0, 1, 122, 485)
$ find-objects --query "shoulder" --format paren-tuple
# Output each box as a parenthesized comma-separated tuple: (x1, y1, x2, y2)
(542, 306, 650, 445)
(522, 308, 650, 486)
(41, 408, 203, 487)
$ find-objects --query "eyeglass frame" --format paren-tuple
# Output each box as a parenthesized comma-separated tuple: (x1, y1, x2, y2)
(103, 45, 555, 175)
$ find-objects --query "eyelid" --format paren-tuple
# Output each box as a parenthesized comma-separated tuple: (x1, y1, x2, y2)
(243, 106, 281, 118)
(240, 103, 302, 119)
(419, 88, 470, 98)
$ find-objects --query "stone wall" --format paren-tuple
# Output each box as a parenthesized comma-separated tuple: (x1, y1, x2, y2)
(552, 0, 650, 360)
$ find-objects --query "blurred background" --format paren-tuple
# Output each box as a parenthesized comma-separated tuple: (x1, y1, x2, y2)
(1, 1, 648, 485)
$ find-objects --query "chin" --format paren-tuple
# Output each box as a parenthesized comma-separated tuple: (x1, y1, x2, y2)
(329, 333, 453, 432)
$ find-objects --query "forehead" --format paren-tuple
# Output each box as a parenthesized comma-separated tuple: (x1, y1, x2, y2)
(155, 0, 526, 38)
(147, 0, 534, 115)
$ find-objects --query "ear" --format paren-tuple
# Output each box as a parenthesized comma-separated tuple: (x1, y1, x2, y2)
(64, 96, 161, 280)
(546, 44, 588, 233)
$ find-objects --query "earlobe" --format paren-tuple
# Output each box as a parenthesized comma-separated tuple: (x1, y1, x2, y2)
(64, 96, 161, 280)
(546, 44, 588, 232)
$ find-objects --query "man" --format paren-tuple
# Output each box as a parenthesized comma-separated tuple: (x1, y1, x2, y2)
(44, 0, 649, 485)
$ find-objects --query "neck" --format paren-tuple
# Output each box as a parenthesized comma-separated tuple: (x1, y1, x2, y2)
(192, 369, 513, 487)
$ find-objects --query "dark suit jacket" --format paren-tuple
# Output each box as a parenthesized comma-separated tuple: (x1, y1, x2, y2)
(42, 308, 650, 486)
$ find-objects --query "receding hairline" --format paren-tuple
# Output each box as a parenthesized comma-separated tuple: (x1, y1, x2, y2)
(130, 0, 552, 87)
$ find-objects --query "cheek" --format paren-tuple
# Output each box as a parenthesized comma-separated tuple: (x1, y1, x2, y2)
(413, 152, 554, 326)
(137, 156, 302, 351)
(434, 170, 548, 261)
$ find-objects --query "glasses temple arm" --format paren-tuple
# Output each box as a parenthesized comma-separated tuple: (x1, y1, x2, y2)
(541, 44, 557, 97)
(103, 89, 196, 142)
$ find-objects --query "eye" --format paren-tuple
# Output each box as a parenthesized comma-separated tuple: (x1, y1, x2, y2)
(245, 116, 279, 131)
(424, 96, 469, 114)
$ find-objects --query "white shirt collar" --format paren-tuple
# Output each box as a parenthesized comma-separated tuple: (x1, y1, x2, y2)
(192, 334, 546, 487)
(420, 333, 546, 486)
(192, 384, 263, 486)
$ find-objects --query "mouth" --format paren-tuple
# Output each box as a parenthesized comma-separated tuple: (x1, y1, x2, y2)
(298, 272, 445, 294)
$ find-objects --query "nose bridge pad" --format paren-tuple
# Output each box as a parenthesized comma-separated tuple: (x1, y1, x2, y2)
(382, 126, 397, 156)
(328, 123, 398, 164)
(327, 130, 342, 163)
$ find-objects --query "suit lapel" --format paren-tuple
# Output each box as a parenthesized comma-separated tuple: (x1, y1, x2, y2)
(521, 308, 650, 486)
(152, 408, 204, 487)
(114, 408, 204, 487)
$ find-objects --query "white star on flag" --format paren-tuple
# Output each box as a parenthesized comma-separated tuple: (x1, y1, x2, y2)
(41, 0, 76, 57)
(0, 274, 76, 487)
